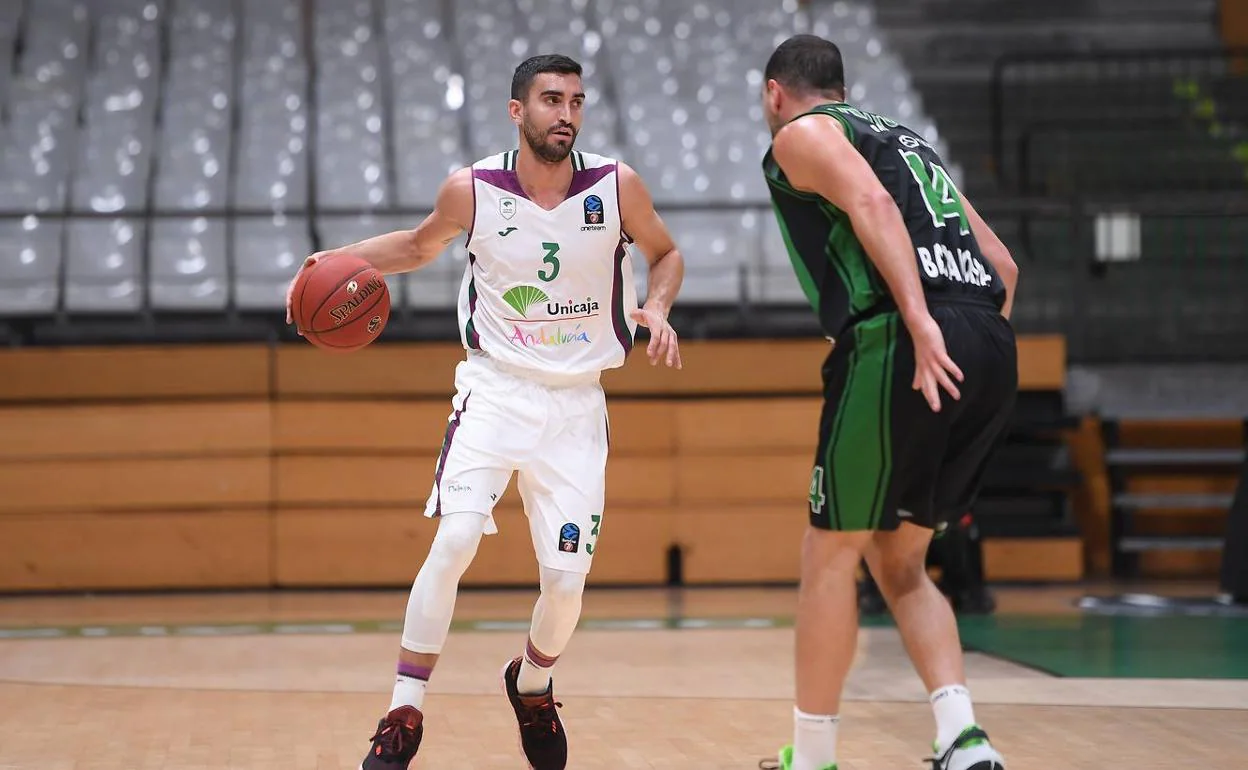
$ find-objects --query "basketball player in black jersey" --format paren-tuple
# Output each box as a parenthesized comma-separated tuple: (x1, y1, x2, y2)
(756, 36, 1018, 770)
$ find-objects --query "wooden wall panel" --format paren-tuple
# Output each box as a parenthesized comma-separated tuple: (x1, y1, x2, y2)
(675, 507, 805, 583)
(0, 457, 271, 513)
(676, 399, 820, 453)
(676, 455, 809, 504)
(1114, 418, 1243, 448)
(0, 511, 270, 590)
(274, 509, 434, 586)
(605, 400, 677, 455)
(982, 538, 1083, 581)
(0, 402, 271, 460)
(274, 401, 451, 453)
(275, 456, 435, 507)
(274, 344, 464, 398)
(0, 345, 269, 402)
(603, 340, 828, 395)
(583, 511, 672, 584)
(1015, 335, 1066, 391)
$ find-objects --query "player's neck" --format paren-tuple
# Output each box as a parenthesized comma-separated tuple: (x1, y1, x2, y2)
(784, 94, 844, 123)
(515, 148, 574, 199)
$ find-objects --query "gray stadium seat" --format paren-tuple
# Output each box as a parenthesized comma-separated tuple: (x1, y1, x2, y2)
(150, 218, 229, 311)
(0, 219, 63, 315)
(155, 0, 234, 212)
(656, 210, 749, 304)
(314, 0, 389, 208)
(234, 0, 308, 211)
(64, 219, 143, 312)
(233, 217, 310, 311)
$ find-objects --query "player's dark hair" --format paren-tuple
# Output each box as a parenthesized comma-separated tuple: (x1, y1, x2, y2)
(511, 54, 583, 101)
(764, 35, 845, 97)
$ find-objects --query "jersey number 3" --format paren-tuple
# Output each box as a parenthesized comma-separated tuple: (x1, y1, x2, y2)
(900, 151, 970, 236)
(537, 242, 561, 282)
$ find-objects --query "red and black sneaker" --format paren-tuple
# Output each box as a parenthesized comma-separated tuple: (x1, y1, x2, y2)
(501, 656, 567, 770)
(359, 705, 423, 770)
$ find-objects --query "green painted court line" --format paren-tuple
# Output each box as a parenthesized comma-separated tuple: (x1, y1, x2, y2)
(0, 616, 793, 640)
(2, 612, 1246, 681)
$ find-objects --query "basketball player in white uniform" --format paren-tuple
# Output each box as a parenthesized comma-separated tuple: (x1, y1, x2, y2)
(284, 54, 685, 770)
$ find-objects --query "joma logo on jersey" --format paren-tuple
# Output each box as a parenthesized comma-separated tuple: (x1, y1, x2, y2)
(502, 285, 600, 320)
(581, 194, 607, 231)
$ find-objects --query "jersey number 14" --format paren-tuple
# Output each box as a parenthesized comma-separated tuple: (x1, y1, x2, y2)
(900, 150, 970, 236)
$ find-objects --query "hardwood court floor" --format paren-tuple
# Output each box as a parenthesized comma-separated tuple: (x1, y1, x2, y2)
(0, 586, 1245, 769)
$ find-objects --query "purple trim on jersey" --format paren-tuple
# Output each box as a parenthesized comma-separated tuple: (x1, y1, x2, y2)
(473, 162, 616, 205)
(464, 253, 481, 349)
(615, 163, 633, 243)
(465, 168, 478, 246)
(567, 163, 616, 199)
(473, 168, 530, 200)
(433, 393, 472, 517)
(610, 240, 634, 355)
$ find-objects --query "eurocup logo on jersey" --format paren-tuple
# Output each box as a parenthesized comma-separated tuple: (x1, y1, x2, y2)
(581, 194, 606, 231)
(500, 197, 517, 220)
(559, 523, 580, 553)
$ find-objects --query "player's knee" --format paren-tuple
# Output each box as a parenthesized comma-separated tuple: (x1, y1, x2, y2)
(539, 567, 586, 610)
(801, 527, 869, 577)
(426, 512, 487, 572)
(868, 548, 928, 596)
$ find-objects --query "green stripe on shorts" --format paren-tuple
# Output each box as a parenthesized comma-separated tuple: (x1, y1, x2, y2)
(825, 313, 898, 530)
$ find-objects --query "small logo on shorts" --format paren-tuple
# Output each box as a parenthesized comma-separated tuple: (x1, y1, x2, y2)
(559, 523, 580, 553)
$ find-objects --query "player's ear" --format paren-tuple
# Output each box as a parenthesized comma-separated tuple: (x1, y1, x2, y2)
(508, 98, 523, 126)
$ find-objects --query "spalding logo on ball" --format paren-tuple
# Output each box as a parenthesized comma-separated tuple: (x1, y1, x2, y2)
(329, 275, 385, 326)
(290, 254, 391, 353)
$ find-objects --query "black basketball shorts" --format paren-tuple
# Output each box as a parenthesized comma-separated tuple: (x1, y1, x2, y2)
(808, 302, 1018, 531)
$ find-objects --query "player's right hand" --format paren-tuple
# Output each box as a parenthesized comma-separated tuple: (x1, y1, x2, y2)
(906, 312, 963, 412)
(285, 253, 323, 328)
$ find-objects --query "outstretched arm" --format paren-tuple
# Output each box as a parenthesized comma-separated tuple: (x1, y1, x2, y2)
(771, 115, 962, 411)
(285, 169, 474, 323)
(619, 161, 684, 369)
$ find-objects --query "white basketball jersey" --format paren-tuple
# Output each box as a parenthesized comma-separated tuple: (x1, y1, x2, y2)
(457, 150, 639, 377)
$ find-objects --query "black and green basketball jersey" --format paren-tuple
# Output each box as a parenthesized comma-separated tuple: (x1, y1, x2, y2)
(762, 102, 1006, 340)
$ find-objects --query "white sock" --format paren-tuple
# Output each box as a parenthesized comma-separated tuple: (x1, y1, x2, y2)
(930, 684, 976, 751)
(390, 671, 429, 711)
(792, 707, 839, 770)
(516, 650, 554, 694)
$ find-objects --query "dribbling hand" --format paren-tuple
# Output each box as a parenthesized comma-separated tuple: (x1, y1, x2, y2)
(907, 312, 963, 412)
(630, 307, 682, 369)
(285, 253, 324, 329)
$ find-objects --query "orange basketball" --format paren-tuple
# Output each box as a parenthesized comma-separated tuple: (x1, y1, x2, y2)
(290, 254, 390, 352)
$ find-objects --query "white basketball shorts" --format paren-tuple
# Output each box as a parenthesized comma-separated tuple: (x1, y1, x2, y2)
(422, 353, 609, 574)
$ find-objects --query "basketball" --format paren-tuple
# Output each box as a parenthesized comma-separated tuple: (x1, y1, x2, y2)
(290, 254, 390, 352)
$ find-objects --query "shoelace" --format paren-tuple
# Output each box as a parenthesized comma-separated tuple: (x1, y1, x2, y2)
(519, 697, 564, 734)
(369, 721, 415, 758)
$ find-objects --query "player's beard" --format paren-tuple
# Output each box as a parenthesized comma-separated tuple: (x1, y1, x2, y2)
(522, 117, 576, 164)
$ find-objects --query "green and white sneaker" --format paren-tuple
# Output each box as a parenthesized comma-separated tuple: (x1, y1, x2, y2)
(929, 726, 1005, 770)
(758, 745, 837, 770)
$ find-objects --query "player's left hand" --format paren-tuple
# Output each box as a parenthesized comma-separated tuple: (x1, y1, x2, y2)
(630, 307, 682, 369)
